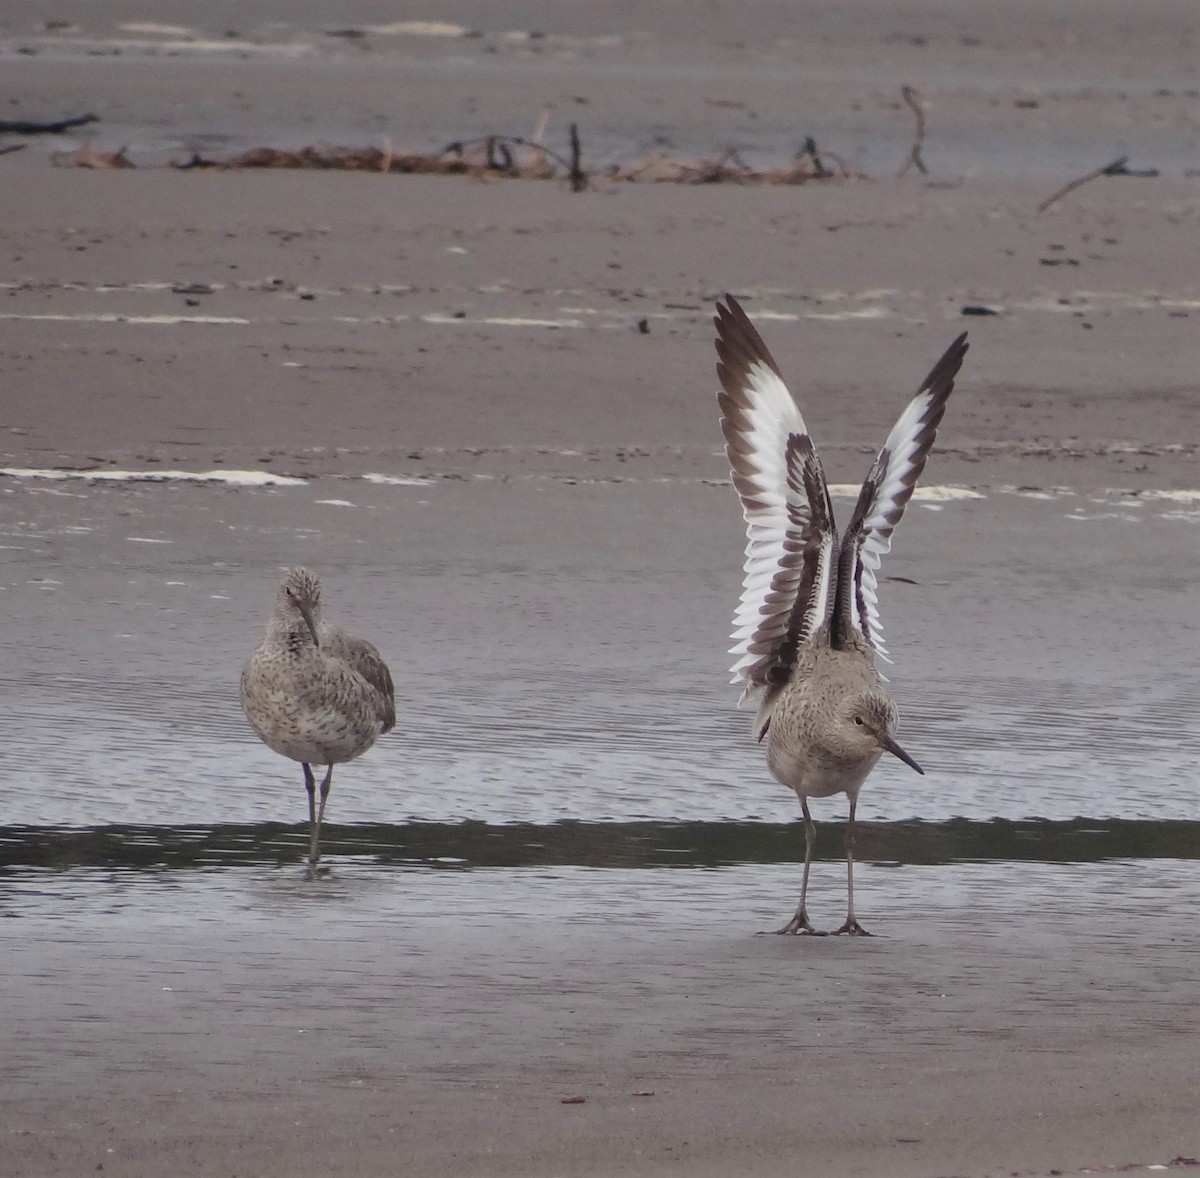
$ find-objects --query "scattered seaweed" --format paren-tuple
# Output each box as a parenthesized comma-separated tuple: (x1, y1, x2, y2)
(607, 138, 852, 184)
(51, 141, 133, 169)
(19, 101, 867, 189)
(158, 125, 853, 188)
(11, 100, 1173, 199)
(166, 131, 585, 182)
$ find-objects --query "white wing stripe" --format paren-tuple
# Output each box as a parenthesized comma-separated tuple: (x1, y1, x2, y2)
(716, 296, 827, 689)
(839, 334, 968, 662)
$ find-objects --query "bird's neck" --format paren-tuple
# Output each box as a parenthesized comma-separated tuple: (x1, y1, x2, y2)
(267, 615, 319, 651)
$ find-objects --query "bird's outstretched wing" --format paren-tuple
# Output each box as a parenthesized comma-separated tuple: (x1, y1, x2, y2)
(833, 333, 969, 661)
(716, 295, 837, 696)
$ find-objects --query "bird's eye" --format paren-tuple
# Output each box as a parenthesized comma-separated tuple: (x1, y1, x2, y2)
(854, 716, 864, 726)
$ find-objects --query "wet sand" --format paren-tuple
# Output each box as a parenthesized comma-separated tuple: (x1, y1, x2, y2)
(3, 1, 1200, 1175)
(5, 861, 1200, 1178)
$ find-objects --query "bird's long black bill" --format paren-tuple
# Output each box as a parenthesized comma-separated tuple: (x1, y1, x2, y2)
(298, 604, 320, 647)
(882, 735, 924, 775)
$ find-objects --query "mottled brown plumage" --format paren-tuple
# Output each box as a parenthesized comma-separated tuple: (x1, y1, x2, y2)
(241, 567, 394, 874)
(716, 294, 967, 934)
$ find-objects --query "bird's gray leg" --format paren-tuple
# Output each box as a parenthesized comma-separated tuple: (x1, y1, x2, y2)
(834, 796, 871, 936)
(774, 798, 823, 935)
(307, 765, 334, 873)
(301, 763, 319, 879)
(303, 762, 316, 821)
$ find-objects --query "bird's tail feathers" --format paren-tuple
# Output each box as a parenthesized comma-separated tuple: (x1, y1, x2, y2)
(751, 683, 785, 743)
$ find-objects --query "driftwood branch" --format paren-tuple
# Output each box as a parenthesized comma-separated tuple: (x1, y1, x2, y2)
(794, 136, 851, 179)
(1035, 156, 1132, 213)
(443, 131, 589, 188)
(0, 113, 98, 135)
(484, 135, 516, 175)
(896, 86, 927, 177)
(0, 143, 28, 157)
(568, 122, 587, 192)
(605, 136, 854, 185)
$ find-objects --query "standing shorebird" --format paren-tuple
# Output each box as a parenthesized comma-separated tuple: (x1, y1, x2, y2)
(241, 567, 395, 875)
(715, 295, 967, 935)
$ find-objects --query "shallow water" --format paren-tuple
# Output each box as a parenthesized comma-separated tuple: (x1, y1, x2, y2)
(4, 856, 1198, 936)
(2, 471, 1197, 842)
(2, 816, 1198, 877)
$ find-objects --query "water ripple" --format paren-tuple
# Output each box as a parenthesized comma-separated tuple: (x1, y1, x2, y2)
(3, 666, 1197, 827)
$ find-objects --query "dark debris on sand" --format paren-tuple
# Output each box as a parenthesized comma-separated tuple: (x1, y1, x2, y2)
(54, 125, 856, 188)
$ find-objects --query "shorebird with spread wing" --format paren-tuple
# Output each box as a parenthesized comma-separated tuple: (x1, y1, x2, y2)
(715, 295, 968, 935)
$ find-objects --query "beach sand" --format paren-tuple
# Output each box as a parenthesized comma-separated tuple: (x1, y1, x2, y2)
(2, 2, 1199, 1174)
(5, 863, 1200, 1178)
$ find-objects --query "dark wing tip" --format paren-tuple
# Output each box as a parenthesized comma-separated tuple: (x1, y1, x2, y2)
(713, 293, 740, 338)
(715, 290, 744, 320)
(922, 332, 970, 395)
(713, 293, 749, 347)
(713, 293, 785, 381)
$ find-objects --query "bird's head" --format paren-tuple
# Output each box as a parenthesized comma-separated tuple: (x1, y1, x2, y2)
(276, 566, 322, 646)
(839, 692, 924, 775)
